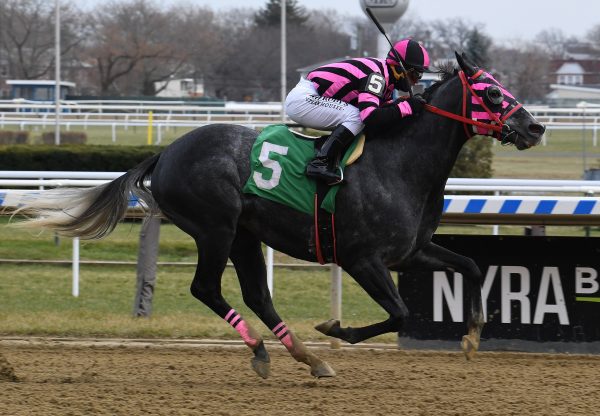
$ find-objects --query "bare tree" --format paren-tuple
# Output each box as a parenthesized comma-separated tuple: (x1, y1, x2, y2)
(86, 0, 190, 96)
(586, 24, 600, 55)
(534, 28, 571, 59)
(0, 0, 83, 80)
(173, 6, 231, 98)
(210, 9, 351, 101)
(491, 43, 550, 103)
(430, 18, 477, 57)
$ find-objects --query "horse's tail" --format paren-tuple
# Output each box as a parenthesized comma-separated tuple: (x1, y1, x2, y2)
(14, 153, 161, 239)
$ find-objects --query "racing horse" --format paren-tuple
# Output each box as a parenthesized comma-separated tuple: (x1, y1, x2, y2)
(14, 53, 545, 378)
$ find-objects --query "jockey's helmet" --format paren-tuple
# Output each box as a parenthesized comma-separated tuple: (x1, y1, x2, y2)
(386, 38, 430, 73)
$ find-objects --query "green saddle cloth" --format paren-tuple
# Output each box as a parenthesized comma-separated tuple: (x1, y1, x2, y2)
(243, 124, 360, 214)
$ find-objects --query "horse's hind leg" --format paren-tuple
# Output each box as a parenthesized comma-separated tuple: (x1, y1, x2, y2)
(229, 227, 335, 378)
(170, 214, 269, 377)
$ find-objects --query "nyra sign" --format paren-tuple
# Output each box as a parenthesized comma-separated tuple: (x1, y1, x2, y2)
(434, 265, 600, 325)
(398, 236, 600, 343)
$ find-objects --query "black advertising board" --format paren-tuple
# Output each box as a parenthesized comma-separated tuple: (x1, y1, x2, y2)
(398, 235, 600, 351)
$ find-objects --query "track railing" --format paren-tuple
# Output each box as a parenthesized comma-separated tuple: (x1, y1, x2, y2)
(3, 172, 600, 303)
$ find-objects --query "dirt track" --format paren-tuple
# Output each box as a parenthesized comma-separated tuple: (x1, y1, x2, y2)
(1, 338, 599, 416)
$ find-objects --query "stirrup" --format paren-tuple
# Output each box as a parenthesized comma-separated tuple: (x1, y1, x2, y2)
(306, 163, 343, 186)
(327, 167, 344, 186)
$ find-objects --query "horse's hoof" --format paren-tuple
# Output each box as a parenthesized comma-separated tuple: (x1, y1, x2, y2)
(310, 360, 336, 378)
(251, 357, 270, 379)
(461, 335, 479, 360)
(315, 319, 340, 336)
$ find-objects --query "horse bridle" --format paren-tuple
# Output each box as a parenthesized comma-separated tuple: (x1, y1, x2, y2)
(424, 70, 523, 144)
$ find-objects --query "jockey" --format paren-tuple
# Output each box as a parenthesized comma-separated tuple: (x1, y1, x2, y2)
(285, 38, 430, 185)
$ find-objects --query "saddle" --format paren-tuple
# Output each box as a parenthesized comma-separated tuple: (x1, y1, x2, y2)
(293, 128, 365, 265)
(243, 124, 365, 264)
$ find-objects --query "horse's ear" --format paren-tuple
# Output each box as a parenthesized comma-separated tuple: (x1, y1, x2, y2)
(454, 51, 478, 77)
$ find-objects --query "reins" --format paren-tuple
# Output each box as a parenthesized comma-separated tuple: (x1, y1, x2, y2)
(424, 70, 522, 140)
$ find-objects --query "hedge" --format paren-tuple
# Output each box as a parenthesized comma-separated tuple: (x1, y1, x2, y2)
(0, 137, 492, 177)
(40, 132, 87, 145)
(0, 145, 164, 171)
(0, 131, 30, 145)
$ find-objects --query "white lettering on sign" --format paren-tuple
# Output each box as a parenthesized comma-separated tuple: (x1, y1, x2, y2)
(533, 267, 569, 325)
(576, 267, 599, 294)
(501, 266, 531, 324)
(480, 265, 498, 322)
(364, 0, 398, 7)
(433, 271, 463, 322)
(432, 265, 571, 326)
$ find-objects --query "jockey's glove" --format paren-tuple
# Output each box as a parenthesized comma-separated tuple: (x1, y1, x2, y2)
(406, 95, 426, 114)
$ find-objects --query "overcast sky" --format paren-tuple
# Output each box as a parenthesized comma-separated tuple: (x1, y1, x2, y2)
(103, 0, 597, 42)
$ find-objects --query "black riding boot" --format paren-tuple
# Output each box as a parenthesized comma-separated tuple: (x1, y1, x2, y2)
(306, 125, 356, 185)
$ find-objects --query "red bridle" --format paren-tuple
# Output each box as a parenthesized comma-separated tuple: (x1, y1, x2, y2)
(424, 70, 523, 140)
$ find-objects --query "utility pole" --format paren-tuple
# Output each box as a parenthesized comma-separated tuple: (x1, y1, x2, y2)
(54, 0, 61, 145)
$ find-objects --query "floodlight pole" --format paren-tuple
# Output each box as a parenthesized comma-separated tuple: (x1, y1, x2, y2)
(54, 0, 61, 145)
(265, 1, 287, 297)
(280, 0, 286, 122)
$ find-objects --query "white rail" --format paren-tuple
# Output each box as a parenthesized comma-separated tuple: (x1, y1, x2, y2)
(3, 172, 600, 193)
(3, 173, 600, 301)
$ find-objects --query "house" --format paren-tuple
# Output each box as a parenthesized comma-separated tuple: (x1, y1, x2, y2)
(154, 78, 204, 98)
(546, 46, 600, 106)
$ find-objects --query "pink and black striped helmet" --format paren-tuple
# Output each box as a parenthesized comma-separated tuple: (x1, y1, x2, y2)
(386, 38, 430, 72)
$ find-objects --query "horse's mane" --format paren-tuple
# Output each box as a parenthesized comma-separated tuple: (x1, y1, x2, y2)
(365, 62, 458, 138)
(422, 62, 457, 101)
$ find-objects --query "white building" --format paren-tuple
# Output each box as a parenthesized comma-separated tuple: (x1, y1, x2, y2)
(154, 78, 204, 98)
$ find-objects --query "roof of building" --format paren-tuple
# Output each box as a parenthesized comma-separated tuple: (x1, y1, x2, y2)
(6, 80, 76, 88)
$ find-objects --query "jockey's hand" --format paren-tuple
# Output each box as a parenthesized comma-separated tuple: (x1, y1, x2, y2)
(407, 95, 426, 114)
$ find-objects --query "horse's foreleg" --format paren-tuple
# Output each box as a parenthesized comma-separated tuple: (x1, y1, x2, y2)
(402, 242, 484, 359)
(230, 228, 335, 378)
(315, 316, 402, 344)
(316, 257, 409, 343)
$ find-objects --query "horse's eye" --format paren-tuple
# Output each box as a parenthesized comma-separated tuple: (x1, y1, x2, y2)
(486, 86, 504, 105)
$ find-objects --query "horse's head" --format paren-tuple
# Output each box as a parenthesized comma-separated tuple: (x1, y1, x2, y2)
(454, 52, 545, 150)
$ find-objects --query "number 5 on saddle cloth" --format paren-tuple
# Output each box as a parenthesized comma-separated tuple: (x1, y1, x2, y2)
(243, 124, 365, 264)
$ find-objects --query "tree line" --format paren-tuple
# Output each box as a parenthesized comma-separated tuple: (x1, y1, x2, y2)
(1, 0, 598, 102)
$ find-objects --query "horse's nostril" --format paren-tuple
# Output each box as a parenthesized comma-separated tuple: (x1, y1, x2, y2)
(529, 123, 546, 136)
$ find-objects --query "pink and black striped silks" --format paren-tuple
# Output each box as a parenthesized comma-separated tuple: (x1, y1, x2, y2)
(307, 58, 413, 123)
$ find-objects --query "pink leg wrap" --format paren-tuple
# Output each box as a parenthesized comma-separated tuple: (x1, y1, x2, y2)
(272, 322, 293, 350)
(224, 309, 259, 348)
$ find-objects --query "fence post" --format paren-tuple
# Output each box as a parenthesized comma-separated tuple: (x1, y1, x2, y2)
(133, 216, 161, 317)
(330, 265, 342, 349)
(72, 237, 79, 297)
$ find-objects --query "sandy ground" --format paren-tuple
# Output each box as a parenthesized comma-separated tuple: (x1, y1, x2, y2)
(1, 338, 599, 416)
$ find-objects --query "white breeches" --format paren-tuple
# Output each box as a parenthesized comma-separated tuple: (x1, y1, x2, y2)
(284, 78, 364, 135)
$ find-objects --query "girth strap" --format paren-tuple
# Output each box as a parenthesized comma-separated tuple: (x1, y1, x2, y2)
(313, 181, 338, 265)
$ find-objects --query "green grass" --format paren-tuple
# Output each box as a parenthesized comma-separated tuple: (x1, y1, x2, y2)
(491, 128, 600, 179)
(21, 124, 195, 146)
(0, 217, 391, 341)
(0, 263, 391, 342)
